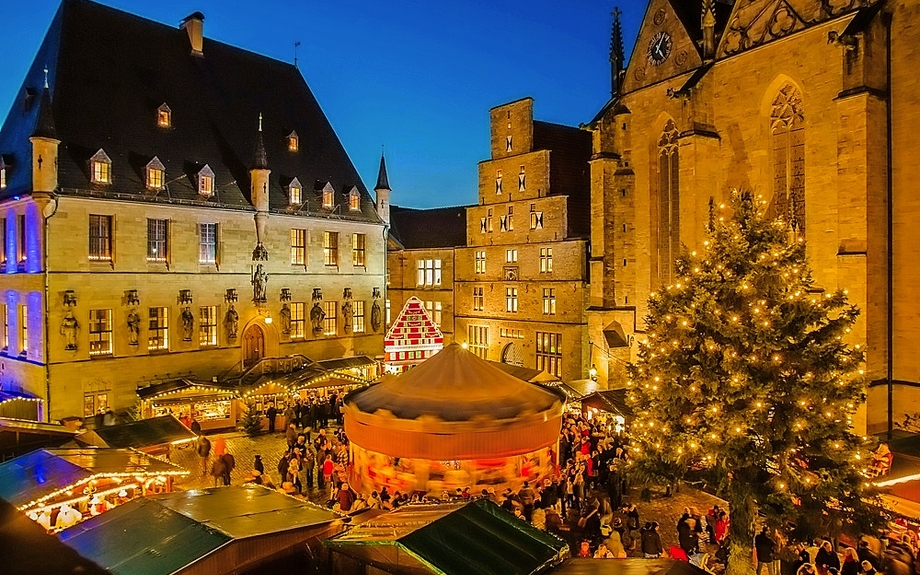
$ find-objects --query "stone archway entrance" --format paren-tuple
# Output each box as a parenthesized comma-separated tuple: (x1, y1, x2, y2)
(242, 324, 265, 368)
(501, 342, 524, 367)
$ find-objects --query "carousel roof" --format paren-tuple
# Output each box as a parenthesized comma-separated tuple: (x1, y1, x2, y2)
(348, 343, 564, 421)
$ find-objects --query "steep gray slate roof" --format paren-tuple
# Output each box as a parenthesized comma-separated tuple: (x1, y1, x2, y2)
(389, 204, 469, 249)
(0, 0, 381, 222)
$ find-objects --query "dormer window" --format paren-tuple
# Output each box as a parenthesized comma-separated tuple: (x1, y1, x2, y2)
(0, 158, 7, 190)
(321, 182, 334, 210)
(287, 131, 299, 152)
(90, 149, 112, 185)
(157, 103, 171, 128)
(348, 187, 360, 211)
(146, 156, 165, 191)
(288, 177, 303, 205)
(197, 164, 214, 197)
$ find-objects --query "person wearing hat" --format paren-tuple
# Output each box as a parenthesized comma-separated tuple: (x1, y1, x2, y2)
(253, 455, 264, 474)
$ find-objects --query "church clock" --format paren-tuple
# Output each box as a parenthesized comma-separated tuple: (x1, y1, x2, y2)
(647, 31, 673, 66)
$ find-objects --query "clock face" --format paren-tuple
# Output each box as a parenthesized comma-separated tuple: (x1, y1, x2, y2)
(647, 31, 673, 66)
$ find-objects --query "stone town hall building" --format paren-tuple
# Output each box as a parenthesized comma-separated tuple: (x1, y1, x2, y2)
(0, 0, 387, 421)
(588, 0, 919, 434)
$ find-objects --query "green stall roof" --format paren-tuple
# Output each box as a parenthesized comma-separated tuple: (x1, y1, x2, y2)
(326, 499, 568, 575)
(78, 415, 197, 450)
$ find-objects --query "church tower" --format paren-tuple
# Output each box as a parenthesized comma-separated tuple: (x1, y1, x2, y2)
(374, 153, 391, 225)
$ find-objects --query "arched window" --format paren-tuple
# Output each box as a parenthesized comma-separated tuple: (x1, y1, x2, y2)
(657, 120, 680, 286)
(771, 84, 805, 236)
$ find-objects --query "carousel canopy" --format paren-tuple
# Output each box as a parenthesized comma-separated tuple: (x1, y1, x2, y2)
(349, 342, 563, 421)
(59, 485, 340, 575)
(325, 499, 567, 575)
(0, 448, 187, 510)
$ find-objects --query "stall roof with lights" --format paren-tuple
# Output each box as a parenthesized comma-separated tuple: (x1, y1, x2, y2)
(60, 485, 342, 575)
(75, 414, 197, 450)
(325, 499, 567, 575)
(136, 378, 238, 400)
(0, 417, 78, 459)
(551, 558, 710, 575)
(0, 447, 187, 510)
(579, 390, 633, 417)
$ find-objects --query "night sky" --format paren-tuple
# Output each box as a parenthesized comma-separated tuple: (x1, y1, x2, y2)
(0, 0, 646, 209)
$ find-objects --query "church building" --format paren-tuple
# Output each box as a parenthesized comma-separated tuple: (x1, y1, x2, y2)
(588, 0, 917, 434)
(0, 0, 387, 421)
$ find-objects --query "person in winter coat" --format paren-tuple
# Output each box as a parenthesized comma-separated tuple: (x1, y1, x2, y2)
(642, 521, 665, 558)
(266, 403, 277, 433)
(841, 547, 861, 575)
(755, 527, 778, 575)
(196, 434, 211, 476)
(219, 451, 235, 485)
(336, 482, 356, 512)
(815, 541, 841, 575)
(679, 517, 700, 555)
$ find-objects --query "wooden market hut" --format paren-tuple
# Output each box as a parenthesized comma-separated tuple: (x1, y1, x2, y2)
(344, 342, 566, 496)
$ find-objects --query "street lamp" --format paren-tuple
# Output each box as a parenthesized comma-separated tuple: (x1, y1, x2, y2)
(589, 364, 598, 382)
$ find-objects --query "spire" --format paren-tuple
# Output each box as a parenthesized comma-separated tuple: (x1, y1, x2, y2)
(374, 152, 390, 192)
(609, 8, 625, 98)
(702, 0, 717, 59)
(250, 112, 268, 170)
(31, 67, 57, 140)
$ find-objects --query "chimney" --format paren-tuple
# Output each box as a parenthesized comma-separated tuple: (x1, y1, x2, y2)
(180, 12, 205, 56)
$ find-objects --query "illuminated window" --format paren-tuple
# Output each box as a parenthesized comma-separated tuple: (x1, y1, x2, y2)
(543, 288, 556, 315)
(353, 301, 366, 333)
(505, 287, 518, 313)
(147, 219, 168, 262)
(290, 302, 305, 339)
(0, 218, 5, 265)
(323, 301, 337, 336)
(530, 205, 543, 230)
(475, 251, 486, 274)
(89, 309, 113, 356)
(148, 307, 169, 351)
(287, 130, 299, 152)
(348, 187, 361, 211)
(290, 229, 306, 265)
(0, 304, 6, 350)
(157, 103, 171, 128)
(89, 215, 112, 262)
(657, 119, 680, 286)
(198, 164, 214, 197)
(385, 299, 391, 326)
(506, 249, 517, 263)
(90, 149, 112, 184)
(19, 304, 27, 353)
(352, 233, 366, 266)
(146, 157, 165, 190)
(288, 178, 303, 205)
(199, 306, 217, 347)
(321, 183, 334, 209)
(0, 160, 6, 190)
(772, 84, 806, 237)
(468, 325, 489, 359)
(507, 205, 514, 231)
(536, 332, 562, 378)
(424, 300, 442, 326)
(473, 287, 484, 311)
(17, 214, 25, 266)
(323, 231, 338, 266)
(540, 247, 553, 273)
(417, 259, 441, 286)
(199, 223, 217, 264)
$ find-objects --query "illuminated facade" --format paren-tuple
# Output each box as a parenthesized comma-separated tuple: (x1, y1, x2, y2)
(0, 1, 386, 421)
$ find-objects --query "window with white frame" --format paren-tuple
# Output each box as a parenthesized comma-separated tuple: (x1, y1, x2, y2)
(543, 288, 556, 315)
(90, 149, 112, 185)
(199, 306, 218, 347)
(385, 299, 391, 326)
(290, 302, 305, 339)
(199, 223, 217, 264)
(89, 309, 113, 356)
(323, 301, 337, 335)
(147, 219, 168, 262)
(505, 287, 518, 313)
(321, 183, 334, 209)
(473, 287, 484, 311)
(475, 251, 486, 274)
(417, 259, 441, 286)
(89, 214, 113, 262)
(505, 249, 517, 263)
(323, 231, 338, 266)
(354, 301, 366, 333)
(530, 204, 543, 230)
(291, 229, 306, 266)
(507, 206, 514, 231)
(424, 300, 442, 326)
(288, 177, 303, 205)
(148, 307, 168, 351)
(197, 164, 214, 197)
(0, 162, 6, 190)
(352, 233, 366, 266)
(540, 247, 553, 273)
(348, 187, 361, 211)
(146, 157, 165, 190)
(468, 325, 489, 359)
(536, 332, 562, 378)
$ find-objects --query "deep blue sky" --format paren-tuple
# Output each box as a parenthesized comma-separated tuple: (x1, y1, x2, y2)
(0, 0, 645, 209)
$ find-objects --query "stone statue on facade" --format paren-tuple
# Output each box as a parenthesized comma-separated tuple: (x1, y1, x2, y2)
(224, 304, 239, 339)
(181, 306, 195, 341)
(370, 287, 382, 333)
(126, 309, 140, 346)
(61, 311, 78, 351)
(252, 264, 268, 303)
(279, 303, 291, 336)
(310, 302, 325, 336)
(342, 299, 353, 334)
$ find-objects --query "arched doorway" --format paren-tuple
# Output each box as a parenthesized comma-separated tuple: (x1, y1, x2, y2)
(501, 342, 524, 367)
(242, 324, 265, 368)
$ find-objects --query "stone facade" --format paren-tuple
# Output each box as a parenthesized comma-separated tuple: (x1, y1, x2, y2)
(587, 0, 915, 434)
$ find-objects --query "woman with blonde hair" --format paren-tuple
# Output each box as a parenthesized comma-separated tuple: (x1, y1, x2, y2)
(841, 547, 860, 575)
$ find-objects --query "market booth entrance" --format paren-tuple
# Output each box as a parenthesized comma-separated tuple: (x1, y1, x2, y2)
(344, 342, 566, 496)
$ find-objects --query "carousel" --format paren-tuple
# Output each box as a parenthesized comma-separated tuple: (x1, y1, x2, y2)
(344, 343, 566, 496)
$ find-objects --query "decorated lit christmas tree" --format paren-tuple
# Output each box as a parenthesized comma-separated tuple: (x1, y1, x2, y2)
(626, 191, 882, 575)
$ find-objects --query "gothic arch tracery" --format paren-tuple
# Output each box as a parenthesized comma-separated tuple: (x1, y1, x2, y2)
(771, 84, 805, 236)
(657, 119, 680, 286)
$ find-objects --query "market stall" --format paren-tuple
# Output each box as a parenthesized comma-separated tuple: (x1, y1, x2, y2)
(0, 447, 187, 532)
(0, 389, 43, 421)
(137, 379, 239, 431)
(344, 342, 566, 496)
(0, 417, 78, 460)
(74, 414, 198, 456)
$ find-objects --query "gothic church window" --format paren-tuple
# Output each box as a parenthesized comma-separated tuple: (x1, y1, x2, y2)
(771, 84, 805, 237)
(657, 120, 680, 286)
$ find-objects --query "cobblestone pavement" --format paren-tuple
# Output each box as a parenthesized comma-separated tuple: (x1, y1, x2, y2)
(165, 427, 728, 551)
